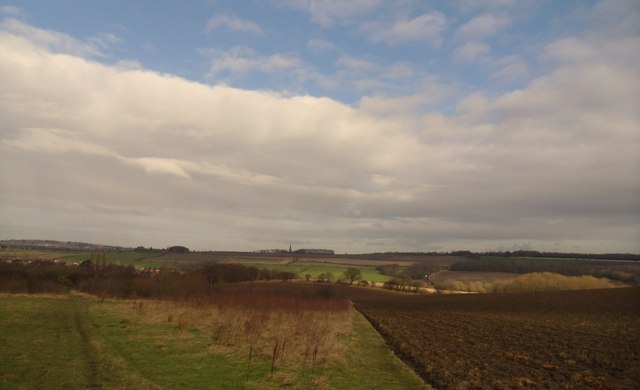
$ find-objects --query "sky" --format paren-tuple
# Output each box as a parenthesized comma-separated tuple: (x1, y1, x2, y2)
(0, 0, 638, 253)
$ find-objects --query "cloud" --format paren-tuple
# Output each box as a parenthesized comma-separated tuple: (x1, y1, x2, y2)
(590, 0, 640, 36)
(490, 60, 528, 83)
(204, 14, 262, 35)
(358, 95, 423, 116)
(453, 41, 489, 63)
(113, 59, 144, 70)
(0, 18, 117, 57)
(385, 63, 414, 80)
(335, 56, 380, 72)
(358, 77, 454, 116)
(1, 17, 639, 252)
(307, 38, 338, 52)
(456, 13, 510, 40)
(201, 46, 306, 79)
(456, 0, 516, 12)
(361, 12, 446, 46)
(278, 0, 383, 26)
(126, 157, 192, 179)
(0, 5, 22, 15)
(3, 128, 114, 157)
(3, 128, 190, 179)
(199, 46, 419, 98)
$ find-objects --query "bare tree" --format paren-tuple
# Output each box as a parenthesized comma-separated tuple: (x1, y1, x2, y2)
(343, 267, 361, 284)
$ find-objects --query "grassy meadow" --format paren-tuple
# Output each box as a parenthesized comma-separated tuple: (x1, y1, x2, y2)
(0, 293, 428, 389)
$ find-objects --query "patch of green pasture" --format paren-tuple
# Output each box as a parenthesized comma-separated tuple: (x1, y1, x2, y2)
(357, 267, 391, 283)
(298, 263, 390, 283)
(90, 301, 249, 388)
(0, 294, 150, 389)
(243, 261, 391, 283)
(106, 252, 163, 265)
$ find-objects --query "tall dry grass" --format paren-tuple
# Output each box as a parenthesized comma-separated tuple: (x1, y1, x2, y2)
(132, 291, 352, 377)
(435, 272, 619, 293)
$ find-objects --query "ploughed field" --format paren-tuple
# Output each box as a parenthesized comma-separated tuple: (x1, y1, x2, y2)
(350, 287, 640, 389)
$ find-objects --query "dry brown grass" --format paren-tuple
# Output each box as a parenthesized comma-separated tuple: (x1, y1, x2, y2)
(490, 272, 619, 292)
(130, 292, 352, 375)
(434, 272, 620, 293)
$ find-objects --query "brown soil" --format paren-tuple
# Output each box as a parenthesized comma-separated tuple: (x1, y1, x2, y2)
(351, 287, 640, 389)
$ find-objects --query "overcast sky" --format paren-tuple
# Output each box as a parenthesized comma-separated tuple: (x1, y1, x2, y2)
(0, 0, 638, 253)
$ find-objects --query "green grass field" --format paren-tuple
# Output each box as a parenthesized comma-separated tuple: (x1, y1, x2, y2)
(61, 251, 214, 270)
(0, 294, 428, 389)
(249, 261, 392, 283)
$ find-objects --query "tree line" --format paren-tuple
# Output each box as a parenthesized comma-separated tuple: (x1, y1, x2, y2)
(0, 260, 301, 299)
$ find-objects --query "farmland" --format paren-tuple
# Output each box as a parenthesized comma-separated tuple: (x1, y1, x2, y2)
(351, 286, 640, 389)
(204, 283, 640, 387)
(2, 247, 639, 388)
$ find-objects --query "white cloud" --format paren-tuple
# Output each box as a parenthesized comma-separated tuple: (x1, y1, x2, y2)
(0, 18, 117, 58)
(453, 41, 489, 63)
(3, 128, 114, 157)
(307, 38, 338, 52)
(456, 13, 510, 40)
(542, 36, 640, 67)
(126, 157, 193, 179)
(358, 95, 423, 116)
(359, 77, 455, 116)
(0, 5, 22, 15)
(201, 46, 306, 78)
(204, 14, 262, 34)
(335, 56, 380, 72)
(113, 59, 143, 70)
(490, 60, 528, 83)
(278, 0, 383, 26)
(590, 0, 640, 37)
(361, 12, 446, 45)
(385, 63, 414, 80)
(3, 128, 190, 179)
